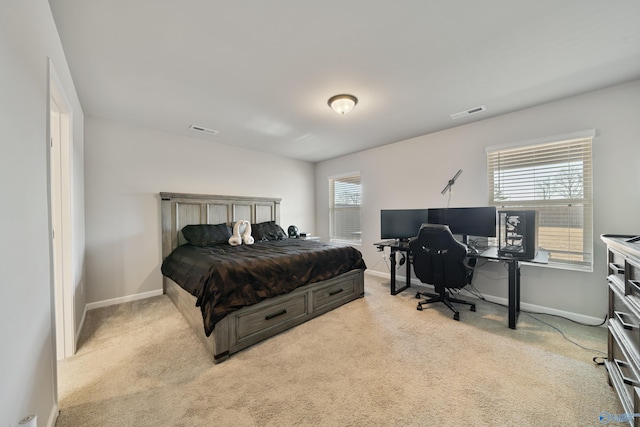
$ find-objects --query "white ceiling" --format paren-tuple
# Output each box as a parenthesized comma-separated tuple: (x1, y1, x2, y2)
(50, 1, 640, 163)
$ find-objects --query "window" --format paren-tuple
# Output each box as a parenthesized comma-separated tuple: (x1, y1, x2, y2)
(487, 130, 594, 271)
(329, 174, 361, 244)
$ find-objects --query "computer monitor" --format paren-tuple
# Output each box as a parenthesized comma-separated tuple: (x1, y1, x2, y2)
(380, 209, 430, 242)
(427, 207, 497, 243)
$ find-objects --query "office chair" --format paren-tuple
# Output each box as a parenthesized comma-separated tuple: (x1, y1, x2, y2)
(409, 224, 476, 320)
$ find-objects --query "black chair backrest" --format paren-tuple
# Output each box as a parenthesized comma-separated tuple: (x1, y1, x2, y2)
(409, 224, 468, 289)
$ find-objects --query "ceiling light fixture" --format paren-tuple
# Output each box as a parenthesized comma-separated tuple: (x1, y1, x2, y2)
(328, 94, 358, 115)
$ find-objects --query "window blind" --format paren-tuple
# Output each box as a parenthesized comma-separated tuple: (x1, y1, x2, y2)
(329, 174, 361, 243)
(487, 135, 593, 270)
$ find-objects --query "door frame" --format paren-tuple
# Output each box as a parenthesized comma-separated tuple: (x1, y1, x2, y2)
(47, 59, 76, 361)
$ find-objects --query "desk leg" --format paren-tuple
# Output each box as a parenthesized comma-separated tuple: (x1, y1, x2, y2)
(507, 260, 521, 329)
(517, 264, 521, 314)
(390, 248, 411, 295)
(390, 248, 397, 295)
(405, 253, 411, 291)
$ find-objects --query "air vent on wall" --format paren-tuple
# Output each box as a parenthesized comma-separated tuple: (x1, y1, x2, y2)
(189, 124, 219, 135)
(450, 105, 486, 120)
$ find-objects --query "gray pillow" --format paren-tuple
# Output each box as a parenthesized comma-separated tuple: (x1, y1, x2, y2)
(182, 223, 232, 246)
(251, 221, 288, 241)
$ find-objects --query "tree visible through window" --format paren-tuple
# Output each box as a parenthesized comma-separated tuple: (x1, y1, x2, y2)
(487, 131, 594, 270)
(329, 174, 361, 243)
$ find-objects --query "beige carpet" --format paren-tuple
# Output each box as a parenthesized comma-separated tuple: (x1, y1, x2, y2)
(57, 275, 622, 426)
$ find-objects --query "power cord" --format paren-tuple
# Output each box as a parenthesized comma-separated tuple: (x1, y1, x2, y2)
(523, 311, 608, 356)
(457, 277, 608, 357)
(459, 284, 485, 300)
(368, 250, 389, 271)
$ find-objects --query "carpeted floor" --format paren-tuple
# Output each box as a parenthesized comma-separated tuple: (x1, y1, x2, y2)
(56, 274, 622, 426)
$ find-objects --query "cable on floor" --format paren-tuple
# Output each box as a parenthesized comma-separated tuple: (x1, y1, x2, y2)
(523, 311, 607, 356)
(457, 284, 608, 357)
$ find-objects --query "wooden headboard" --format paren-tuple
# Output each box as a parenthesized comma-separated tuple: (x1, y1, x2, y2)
(160, 192, 281, 259)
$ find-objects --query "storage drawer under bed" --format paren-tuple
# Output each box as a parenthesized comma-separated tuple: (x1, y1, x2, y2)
(234, 292, 309, 343)
(311, 274, 359, 312)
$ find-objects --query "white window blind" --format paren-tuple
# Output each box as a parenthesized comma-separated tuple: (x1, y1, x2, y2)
(329, 174, 361, 243)
(487, 132, 593, 270)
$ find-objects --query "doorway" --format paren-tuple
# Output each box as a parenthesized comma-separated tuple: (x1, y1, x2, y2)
(49, 61, 75, 361)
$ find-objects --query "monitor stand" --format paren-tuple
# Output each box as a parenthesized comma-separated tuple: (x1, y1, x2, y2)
(396, 238, 410, 247)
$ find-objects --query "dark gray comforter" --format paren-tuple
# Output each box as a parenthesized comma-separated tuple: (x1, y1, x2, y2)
(161, 239, 366, 336)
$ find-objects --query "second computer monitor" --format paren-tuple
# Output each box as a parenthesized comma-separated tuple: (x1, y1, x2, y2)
(427, 206, 497, 239)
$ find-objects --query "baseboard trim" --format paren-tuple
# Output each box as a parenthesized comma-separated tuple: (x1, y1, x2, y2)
(365, 270, 389, 280)
(47, 403, 58, 427)
(476, 293, 607, 326)
(364, 270, 606, 326)
(75, 304, 87, 346)
(86, 289, 163, 311)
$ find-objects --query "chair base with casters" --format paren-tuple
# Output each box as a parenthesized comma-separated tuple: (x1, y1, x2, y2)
(415, 289, 476, 321)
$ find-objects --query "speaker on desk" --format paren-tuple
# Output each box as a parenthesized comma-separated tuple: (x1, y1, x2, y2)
(498, 210, 538, 259)
(287, 225, 299, 238)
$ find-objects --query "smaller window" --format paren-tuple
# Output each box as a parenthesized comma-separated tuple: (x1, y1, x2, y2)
(329, 174, 361, 244)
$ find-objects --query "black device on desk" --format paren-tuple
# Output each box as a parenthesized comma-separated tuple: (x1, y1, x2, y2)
(497, 210, 538, 259)
(287, 225, 299, 238)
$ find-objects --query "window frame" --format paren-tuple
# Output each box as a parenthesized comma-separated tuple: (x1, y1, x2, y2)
(486, 130, 595, 272)
(329, 173, 362, 245)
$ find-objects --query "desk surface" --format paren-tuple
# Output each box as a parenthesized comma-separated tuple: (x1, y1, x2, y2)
(374, 240, 410, 250)
(375, 240, 549, 264)
(472, 247, 549, 264)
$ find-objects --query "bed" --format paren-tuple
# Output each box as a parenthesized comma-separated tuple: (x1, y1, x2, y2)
(160, 192, 366, 363)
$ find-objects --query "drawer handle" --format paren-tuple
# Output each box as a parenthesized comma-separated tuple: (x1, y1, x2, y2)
(614, 311, 639, 330)
(329, 288, 344, 296)
(609, 263, 624, 274)
(614, 359, 640, 386)
(265, 309, 287, 321)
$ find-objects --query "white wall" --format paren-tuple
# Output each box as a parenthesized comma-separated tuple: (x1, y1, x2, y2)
(0, 1, 85, 426)
(316, 80, 640, 321)
(84, 117, 316, 303)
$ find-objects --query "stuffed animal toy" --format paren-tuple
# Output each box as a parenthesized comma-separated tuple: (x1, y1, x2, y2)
(229, 220, 254, 246)
(242, 221, 254, 245)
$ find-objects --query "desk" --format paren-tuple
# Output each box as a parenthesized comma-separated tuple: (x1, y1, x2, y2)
(374, 240, 549, 329)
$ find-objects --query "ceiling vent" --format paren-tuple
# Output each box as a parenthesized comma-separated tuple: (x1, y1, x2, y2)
(189, 124, 219, 135)
(450, 105, 486, 120)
